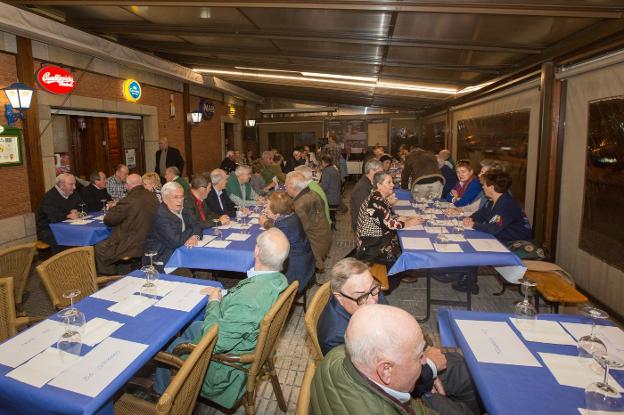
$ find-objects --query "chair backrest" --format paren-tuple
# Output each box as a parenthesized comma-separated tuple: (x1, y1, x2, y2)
(36, 246, 98, 309)
(0, 277, 17, 342)
(411, 174, 445, 200)
(304, 282, 331, 362)
(156, 325, 219, 415)
(0, 242, 36, 308)
(296, 361, 317, 415)
(247, 281, 299, 389)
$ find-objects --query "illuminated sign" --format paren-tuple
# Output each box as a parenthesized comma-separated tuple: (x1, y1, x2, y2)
(122, 79, 142, 102)
(228, 104, 236, 115)
(36, 65, 75, 94)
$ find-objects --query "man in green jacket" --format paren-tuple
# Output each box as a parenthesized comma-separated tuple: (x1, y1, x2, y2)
(225, 165, 258, 206)
(311, 304, 438, 415)
(165, 166, 190, 193)
(260, 150, 286, 184)
(155, 227, 290, 409)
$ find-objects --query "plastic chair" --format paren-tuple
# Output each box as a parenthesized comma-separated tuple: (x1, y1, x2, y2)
(296, 361, 317, 415)
(0, 242, 36, 313)
(304, 282, 331, 362)
(114, 325, 219, 415)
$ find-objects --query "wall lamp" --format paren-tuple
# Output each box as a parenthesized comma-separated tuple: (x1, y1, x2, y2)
(3, 82, 34, 125)
(245, 119, 256, 127)
(187, 110, 203, 126)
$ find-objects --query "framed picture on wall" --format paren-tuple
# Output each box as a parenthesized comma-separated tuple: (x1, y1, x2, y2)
(0, 128, 23, 167)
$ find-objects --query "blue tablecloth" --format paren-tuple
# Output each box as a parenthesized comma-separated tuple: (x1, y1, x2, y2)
(50, 212, 111, 246)
(165, 224, 260, 273)
(388, 190, 524, 281)
(443, 310, 624, 415)
(0, 271, 222, 415)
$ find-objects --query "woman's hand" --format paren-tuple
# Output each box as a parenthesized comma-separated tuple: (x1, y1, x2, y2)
(404, 216, 424, 227)
(386, 193, 398, 206)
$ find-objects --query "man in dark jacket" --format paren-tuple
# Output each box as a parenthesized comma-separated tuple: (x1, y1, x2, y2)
(143, 181, 202, 270)
(401, 147, 440, 189)
(155, 136, 184, 183)
(36, 173, 83, 247)
(317, 258, 480, 415)
(205, 169, 236, 216)
(350, 159, 383, 231)
(80, 171, 112, 213)
(219, 150, 239, 174)
(184, 174, 230, 229)
(94, 174, 159, 274)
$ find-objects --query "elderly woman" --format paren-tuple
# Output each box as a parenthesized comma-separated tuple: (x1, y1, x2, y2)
(446, 159, 482, 207)
(260, 191, 315, 292)
(355, 172, 423, 265)
(142, 172, 162, 202)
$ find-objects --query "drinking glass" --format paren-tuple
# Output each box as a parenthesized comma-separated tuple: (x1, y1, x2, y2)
(235, 206, 243, 225)
(578, 306, 609, 359)
(100, 199, 108, 214)
(78, 202, 87, 218)
(144, 250, 157, 267)
(212, 219, 222, 239)
(140, 265, 158, 289)
(57, 289, 86, 358)
(514, 279, 537, 320)
(585, 352, 624, 412)
(435, 234, 449, 244)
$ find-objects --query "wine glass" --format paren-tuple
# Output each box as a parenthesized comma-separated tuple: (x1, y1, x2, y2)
(212, 219, 222, 239)
(78, 202, 87, 218)
(57, 290, 86, 358)
(144, 250, 157, 267)
(235, 206, 243, 225)
(578, 306, 609, 359)
(585, 352, 624, 411)
(100, 199, 108, 214)
(514, 279, 537, 320)
(435, 234, 449, 244)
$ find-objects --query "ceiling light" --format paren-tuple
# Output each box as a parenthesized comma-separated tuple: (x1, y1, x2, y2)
(234, 66, 299, 73)
(301, 72, 378, 82)
(376, 81, 458, 94)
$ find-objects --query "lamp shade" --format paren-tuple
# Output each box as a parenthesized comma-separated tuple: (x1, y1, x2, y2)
(4, 82, 34, 110)
(245, 119, 256, 127)
(190, 111, 202, 123)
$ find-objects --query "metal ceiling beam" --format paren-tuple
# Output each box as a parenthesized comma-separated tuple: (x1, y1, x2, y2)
(9, 1, 624, 19)
(68, 21, 544, 54)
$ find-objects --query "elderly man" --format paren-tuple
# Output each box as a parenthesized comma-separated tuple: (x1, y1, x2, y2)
(155, 136, 184, 183)
(285, 171, 331, 269)
(260, 150, 286, 184)
(294, 165, 330, 223)
(184, 174, 229, 229)
(284, 149, 305, 173)
(155, 227, 290, 409)
(401, 147, 440, 189)
(319, 155, 342, 219)
(205, 168, 237, 216)
(80, 171, 112, 212)
(220, 150, 239, 174)
(317, 258, 479, 415)
(95, 174, 159, 274)
(36, 173, 83, 247)
(311, 304, 435, 415)
(164, 166, 189, 193)
(106, 164, 129, 200)
(143, 182, 201, 269)
(350, 159, 383, 231)
(225, 164, 257, 206)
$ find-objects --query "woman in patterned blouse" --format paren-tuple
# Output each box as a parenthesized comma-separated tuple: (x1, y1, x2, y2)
(355, 172, 423, 265)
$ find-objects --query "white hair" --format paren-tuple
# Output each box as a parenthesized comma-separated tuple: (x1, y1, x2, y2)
(364, 159, 383, 174)
(235, 165, 251, 176)
(226, 150, 235, 157)
(55, 173, 74, 185)
(256, 227, 290, 271)
(161, 181, 183, 199)
(286, 171, 308, 192)
(210, 169, 226, 185)
(294, 165, 313, 181)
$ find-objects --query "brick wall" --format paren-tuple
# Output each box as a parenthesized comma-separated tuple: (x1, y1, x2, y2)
(0, 52, 31, 220)
(191, 95, 226, 175)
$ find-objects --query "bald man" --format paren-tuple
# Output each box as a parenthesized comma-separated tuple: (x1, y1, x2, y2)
(311, 304, 436, 414)
(95, 174, 159, 274)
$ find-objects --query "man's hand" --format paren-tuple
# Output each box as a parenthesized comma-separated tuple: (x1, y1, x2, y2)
(432, 378, 446, 396)
(185, 235, 199, 248)
(425, 347, 447, 372)
(106, 200, 117, 209)
(67, 209, 79, 220)
(200, 286, 222, 302)
(219, 215, 230, 225)
(242, 207, 251, 215)
(463, 217, 474, 229)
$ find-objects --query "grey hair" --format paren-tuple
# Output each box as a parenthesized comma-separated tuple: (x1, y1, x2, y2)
(166, 166, 180, 176)
(262, 150, 273, 160)
(256, 227, 290, 271)
(286, 171, 307, 191)
(480, 159, 506, 172)
(294, 165, 313, 181)
(191, 174, 209, 189)
(55, 173, 74, 185)
(161, 181, 183, 199)
(235, 164, 251, 176)
(89, 171, 101, 183)
(330, 258, 369, 293)
(372, 171, 391, 188)
(364, 159, 383, 174)
(226, 150, 235, 157)
(209, 169, 226, 185)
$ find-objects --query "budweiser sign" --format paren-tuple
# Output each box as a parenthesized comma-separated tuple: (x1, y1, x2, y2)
(36, 65, 76, 94)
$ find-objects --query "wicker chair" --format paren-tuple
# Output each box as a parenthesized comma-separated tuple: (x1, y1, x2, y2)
(209, 281, 299, 415)
(115, 325, 219, 415)
(304, 282, 331, 362)
(36, 246, 122, 310)
(0, 242, 36, 313)
(296, 361, 316, 415)
(0, 277, 43, 342)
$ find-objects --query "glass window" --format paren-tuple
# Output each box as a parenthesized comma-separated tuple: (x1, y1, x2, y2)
(580, 97, 624, 271)
(456, 110, 530, 206)
(422, 121, 446, 152)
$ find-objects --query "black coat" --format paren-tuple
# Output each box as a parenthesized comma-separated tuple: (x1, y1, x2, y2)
(155, 146, 185, 177)
(272, 213, 315, 293)
(36, 188, 83, 245)
(219, 157, 238, 174)
(205, 188, 236, 217)
(143, 204, 202, 269)
(80, 184, 112, 213)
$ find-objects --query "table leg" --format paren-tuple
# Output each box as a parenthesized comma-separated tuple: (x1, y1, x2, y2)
(417, 270, 432, 323)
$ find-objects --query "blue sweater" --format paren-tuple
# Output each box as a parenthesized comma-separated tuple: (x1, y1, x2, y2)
(446, 178, 482, 207)
(471, 192, 532, 244)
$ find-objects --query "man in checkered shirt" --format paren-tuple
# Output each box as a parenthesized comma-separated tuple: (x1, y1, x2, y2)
(106, 164, 129, 200)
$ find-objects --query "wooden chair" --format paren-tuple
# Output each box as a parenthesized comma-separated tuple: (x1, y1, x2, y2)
(36, 246, 122, 310)
(304, 282, 331, 362)
(524, 261, 587, 313)
(209, 281, 299, 415)
(114, 325, 219, 415)
(0, 277, 44, 342)
(0, 242, 36, 313)
(296, 361, 317, 415)
(370, 263, 390, 291)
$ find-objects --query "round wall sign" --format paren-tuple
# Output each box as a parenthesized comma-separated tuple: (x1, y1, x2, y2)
(36, 65, 76, 94)
(122, 79, 142, 102)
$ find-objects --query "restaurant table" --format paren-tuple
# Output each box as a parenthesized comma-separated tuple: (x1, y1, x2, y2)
(389, 189, 525, 320)
(437, 309, 624, 415)
(164, 222, 261, 273)
(0, 271, 222, 415)
(50, 212, 111, 246)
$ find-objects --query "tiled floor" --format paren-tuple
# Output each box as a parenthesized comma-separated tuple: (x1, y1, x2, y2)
(21, 191, 542, 415)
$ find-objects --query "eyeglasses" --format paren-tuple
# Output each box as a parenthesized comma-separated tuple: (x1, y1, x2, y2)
(339, 283, 381, 306)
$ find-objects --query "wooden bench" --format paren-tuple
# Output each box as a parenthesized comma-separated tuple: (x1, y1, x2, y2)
(525, 270, 588, 313)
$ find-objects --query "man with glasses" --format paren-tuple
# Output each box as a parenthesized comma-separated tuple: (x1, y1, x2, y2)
(317, 258, 480, 415)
